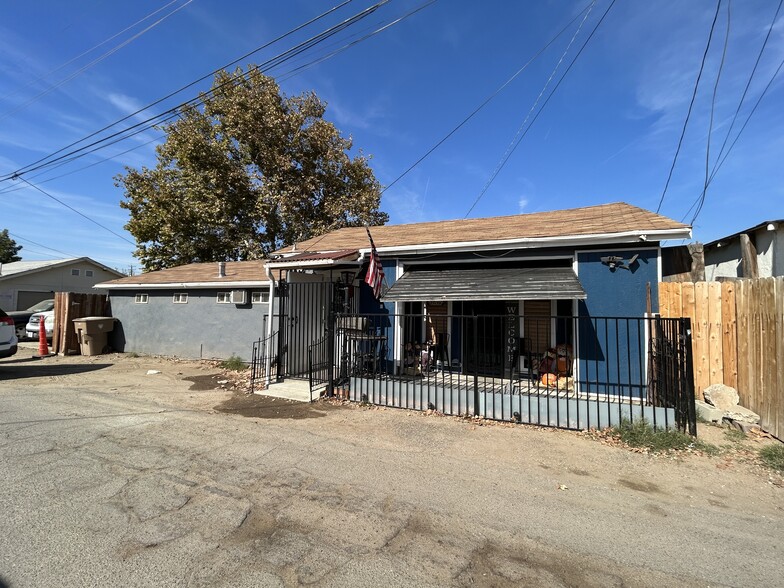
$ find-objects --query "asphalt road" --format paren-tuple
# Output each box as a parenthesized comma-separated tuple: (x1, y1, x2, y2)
(0, 351, 782, 587)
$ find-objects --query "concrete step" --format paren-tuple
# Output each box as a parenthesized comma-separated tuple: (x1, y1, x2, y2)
(257, 379, 316, 403)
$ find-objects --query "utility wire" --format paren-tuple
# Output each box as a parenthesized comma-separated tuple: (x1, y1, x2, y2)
(299, 1, 597, 254)
(0, 133, 165, 196)
(0, 0, 193, 122)
(465, 0, 596, 218)
(691, 0, 731, 226)
(655, 0, 723, 215)
(463, 0, 616, 217)
(13, 177, 135, 245)
(379, 0, 596, 196)
(689, 54, 784, 224)
(277, 0, 436, 82)
(2, 2, 382, 181)
(683, 0, 782, 224)
(707, 0, 782, 180)
(8, 231, 80, 259)
(0, 0, 373, 182)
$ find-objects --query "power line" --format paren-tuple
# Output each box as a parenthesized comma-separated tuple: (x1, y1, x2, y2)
(276, 0, 436, 83)
(4, 1, 386, 181)
(463, 0, 617, 218)
(683, 0, 782, 224)
(707, 0, 782, 181)
(12, 177, 135, 245)
(7, 231, 80, 259)
(465, 0, 597, 218)
(378, 0, 596, 196)
(0, 0, 374, 182)
(0, 0, 193, 122)
(0, 133, 165, 196)
(691, 0, 731, 226)
(655, 0, 723, 215)
(689, 54, 784, 224)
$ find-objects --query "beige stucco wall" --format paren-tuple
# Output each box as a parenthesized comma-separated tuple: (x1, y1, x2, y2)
(0, 260, 123, 311)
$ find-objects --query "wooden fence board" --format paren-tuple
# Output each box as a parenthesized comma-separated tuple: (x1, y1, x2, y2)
(659, 278, 781, 438)
(775, 278, 784, 439)
(759, 278, 776, 433)
(692, 282, 709, 397)
(721, 282, 737, 390)
(50, 292, 111, 355)
(708, 282, 723, 387)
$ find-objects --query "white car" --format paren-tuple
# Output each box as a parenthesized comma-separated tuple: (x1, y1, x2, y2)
(0, 308, 19, 358)
(26, 310, 54, 340)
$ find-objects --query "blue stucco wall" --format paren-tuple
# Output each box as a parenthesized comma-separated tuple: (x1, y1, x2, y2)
(359, 260, 397, 372)
(577, 248, 659, 397)
(109, 289, 269, 361)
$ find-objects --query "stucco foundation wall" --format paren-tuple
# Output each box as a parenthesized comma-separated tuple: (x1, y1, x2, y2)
(109, 289, 269, 361)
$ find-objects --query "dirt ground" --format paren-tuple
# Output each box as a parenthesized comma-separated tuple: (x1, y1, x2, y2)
(2, 343, 783, 586)
(6, 342, 783, 477)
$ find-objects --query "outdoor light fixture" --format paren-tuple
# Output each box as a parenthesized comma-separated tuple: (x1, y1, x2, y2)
(340, 270, 356, 286)
(600, 254, 639, 272)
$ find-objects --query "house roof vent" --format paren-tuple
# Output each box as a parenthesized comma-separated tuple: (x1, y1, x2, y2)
(217, 261, 226, 278)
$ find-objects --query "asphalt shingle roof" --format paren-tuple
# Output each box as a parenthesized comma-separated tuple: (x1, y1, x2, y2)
(275, 202, 689, 255)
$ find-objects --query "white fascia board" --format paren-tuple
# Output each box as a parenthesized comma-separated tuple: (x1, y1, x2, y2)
(265, 259, 361, 270)
(354, 229, 692, 257)
(97, 281, 268, 290)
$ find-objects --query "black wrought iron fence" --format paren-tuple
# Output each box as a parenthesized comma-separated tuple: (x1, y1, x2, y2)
(250, 330, 279, 394)
(331, 312, 695, 434)
(308, 334, 332, 401)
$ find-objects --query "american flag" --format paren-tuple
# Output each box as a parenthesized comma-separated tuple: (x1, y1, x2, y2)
(364, 227, 385, 299)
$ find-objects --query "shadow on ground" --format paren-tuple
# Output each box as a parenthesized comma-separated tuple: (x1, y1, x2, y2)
(0, 358, 112, 380)
(214, 392, 342, 420)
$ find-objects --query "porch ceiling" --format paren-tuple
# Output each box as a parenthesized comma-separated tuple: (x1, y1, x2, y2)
(381, 267, 587, 301)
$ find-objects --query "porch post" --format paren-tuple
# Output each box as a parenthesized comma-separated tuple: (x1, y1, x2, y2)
(327, 270, 336, 396)
(263, 267, 276, 389)
(472, 314, 480, 416)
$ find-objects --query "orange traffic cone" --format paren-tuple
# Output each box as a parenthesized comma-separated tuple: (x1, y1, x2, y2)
(34, 314, 51, 358)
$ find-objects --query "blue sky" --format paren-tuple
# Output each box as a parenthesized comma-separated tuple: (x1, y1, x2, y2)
(0, 0, 782, 272)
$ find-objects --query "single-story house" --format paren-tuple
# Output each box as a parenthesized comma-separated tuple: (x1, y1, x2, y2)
(0, 257, 124, 312)
(662, 220, 782, 281)
(260, 202, 696, 431)
(95, 261, 271, 360)
(704, 220, 782, 280)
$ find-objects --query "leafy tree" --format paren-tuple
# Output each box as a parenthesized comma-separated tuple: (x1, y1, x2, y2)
(117, 67, 387, 271)
(0, 229, 22, 263)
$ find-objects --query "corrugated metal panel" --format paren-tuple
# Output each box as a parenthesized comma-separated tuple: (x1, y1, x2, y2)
(381, 267, 586, 301)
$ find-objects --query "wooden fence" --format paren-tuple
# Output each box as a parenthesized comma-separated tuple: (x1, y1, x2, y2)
(52, 292, 111, 355)
(659, 278, 783, 439)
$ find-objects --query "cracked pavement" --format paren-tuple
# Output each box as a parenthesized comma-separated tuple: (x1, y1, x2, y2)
(1, 348, 782, 587)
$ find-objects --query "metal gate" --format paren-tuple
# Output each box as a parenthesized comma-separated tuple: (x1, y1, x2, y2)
(648, 316, 696, 435)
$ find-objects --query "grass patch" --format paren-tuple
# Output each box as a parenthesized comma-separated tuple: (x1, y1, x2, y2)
(613, 419, 717, 454)
(219, 355, 247, 371)
(724, 428, 747, 443)
(127, 351, 140, 358)
(759, 444, 784, 472)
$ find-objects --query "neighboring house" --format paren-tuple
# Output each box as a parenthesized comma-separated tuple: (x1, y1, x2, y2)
(704, 220, 783, 280)
(0, 257, 124, 312)
(95, 261, 271, 360)
(662, 220, 783, 282)
(260, 202, 694, 430)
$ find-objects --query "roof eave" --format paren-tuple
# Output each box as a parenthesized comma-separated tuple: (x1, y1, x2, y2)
(96, 280, 269, 290)
(359, 228, 692, 257)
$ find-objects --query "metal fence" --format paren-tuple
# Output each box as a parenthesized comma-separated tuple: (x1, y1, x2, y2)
(250, 330, 279, 394)
(330, 312, 695, 434)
